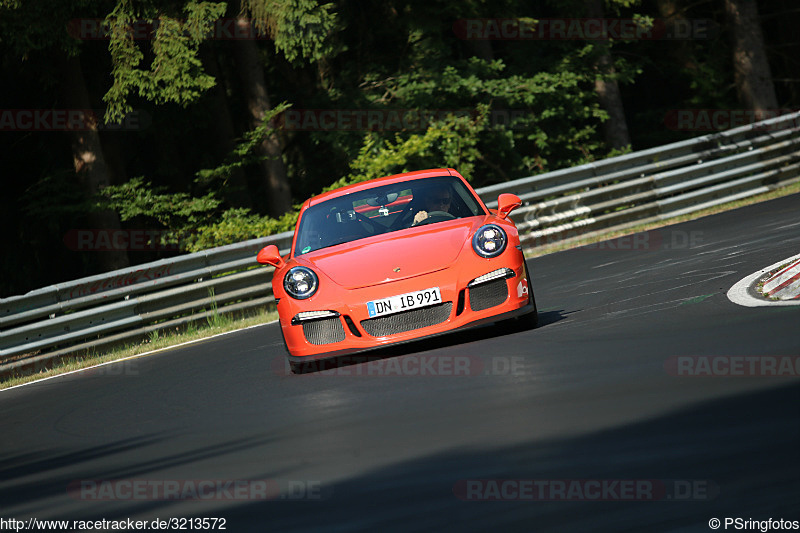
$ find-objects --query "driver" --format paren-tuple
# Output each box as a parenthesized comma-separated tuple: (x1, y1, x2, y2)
(412, 183, 452, 225)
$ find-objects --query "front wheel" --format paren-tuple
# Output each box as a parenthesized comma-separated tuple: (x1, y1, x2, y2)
(503, 268, 538, 332)
(515, 289, 538, 330)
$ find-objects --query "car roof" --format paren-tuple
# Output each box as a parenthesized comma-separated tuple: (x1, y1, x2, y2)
(305, 168, 460, 208)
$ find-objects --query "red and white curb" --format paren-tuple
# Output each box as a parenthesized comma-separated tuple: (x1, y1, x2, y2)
(727, 253, 800, 307)
(761, 258, 800, 300)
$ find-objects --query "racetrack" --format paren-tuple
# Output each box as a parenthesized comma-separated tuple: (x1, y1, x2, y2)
(2, 194, 799, 532)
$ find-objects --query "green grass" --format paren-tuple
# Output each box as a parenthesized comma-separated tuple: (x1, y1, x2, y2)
(2, 181, 798, 390)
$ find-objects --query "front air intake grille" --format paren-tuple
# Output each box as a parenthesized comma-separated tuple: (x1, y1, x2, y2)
(302, 318, 346, 345)
(360, 302, 453, 337)
(469, 278, 508, 311)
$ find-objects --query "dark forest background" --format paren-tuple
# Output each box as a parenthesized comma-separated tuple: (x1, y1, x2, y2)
(1, 0, 798, 297)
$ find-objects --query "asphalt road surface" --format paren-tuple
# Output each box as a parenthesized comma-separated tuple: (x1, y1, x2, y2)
(2, 193, 799, 532)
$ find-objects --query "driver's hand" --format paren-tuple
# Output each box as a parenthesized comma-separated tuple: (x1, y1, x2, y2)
(413, 211, 428, 225)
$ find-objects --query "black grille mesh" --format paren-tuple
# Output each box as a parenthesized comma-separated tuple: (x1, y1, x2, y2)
(361, 302, 453, 337)
(302, 318, 346, 345)
(469, 278, 508, 311)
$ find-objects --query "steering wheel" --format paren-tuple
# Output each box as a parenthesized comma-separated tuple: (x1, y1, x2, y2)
(412, 210, 456, 226)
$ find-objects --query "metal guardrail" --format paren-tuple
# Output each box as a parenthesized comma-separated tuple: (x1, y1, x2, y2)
(484, 112, 800, 245)
(2, 111, 799, 372)
(0, 232, 294, 372)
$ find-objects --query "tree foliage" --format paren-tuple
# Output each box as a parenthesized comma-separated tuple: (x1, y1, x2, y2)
(1, 0, 797, 295)
(104, 1, 228, 122)
(242, 0, 336, 63)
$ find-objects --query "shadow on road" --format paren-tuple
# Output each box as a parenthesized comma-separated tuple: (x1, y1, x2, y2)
(288, 308, 573, 375)
(3, 383, 795, 532)
(218, 382, 800, 532)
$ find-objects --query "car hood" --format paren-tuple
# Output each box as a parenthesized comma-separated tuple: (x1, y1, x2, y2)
(297, 218, 482, 289)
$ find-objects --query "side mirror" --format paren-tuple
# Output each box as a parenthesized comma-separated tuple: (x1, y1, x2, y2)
(497, 193, 522, 219)
(256, 245, 286, 268)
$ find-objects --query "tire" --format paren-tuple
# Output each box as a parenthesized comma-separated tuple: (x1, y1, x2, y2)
(515, 282, 538, 330)
(502, 266, 538, 332)
(278, 327, 306, 374)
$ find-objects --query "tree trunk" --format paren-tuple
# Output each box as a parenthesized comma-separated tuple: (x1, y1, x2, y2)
(723, 0, 778, 111)
(202, 46, 253, 209)
(62, 54, 130, 271)
(586, 0, 631, 150)
(657, 0, 698, 72)
(593, 54, 632, 150)
(232, 4, 292, 216)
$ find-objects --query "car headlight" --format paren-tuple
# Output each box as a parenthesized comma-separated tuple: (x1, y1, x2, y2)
(472, 224, 507, 258)
(283, 266, 319, 300)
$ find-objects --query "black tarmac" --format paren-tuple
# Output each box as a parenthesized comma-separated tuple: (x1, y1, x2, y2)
(2, 193, 799, 532)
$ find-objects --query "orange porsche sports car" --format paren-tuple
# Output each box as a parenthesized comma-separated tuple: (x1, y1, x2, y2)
(257, 168, 537, 371)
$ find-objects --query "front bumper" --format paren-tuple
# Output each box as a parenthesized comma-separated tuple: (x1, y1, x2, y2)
(277, 248, 534, 361)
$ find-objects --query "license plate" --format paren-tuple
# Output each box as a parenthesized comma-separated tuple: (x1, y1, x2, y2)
(366, 287, 442, 318)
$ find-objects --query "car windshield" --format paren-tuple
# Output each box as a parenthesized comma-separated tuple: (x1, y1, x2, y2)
(293, 175, 486, 256)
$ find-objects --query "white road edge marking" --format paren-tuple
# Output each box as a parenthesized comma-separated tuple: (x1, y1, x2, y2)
(0, 321, 278, 394)
(727, 252, 800, 307)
